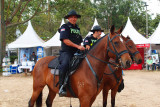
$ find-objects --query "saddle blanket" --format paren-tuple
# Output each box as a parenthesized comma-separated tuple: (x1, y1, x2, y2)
(50, 69, 59, 75)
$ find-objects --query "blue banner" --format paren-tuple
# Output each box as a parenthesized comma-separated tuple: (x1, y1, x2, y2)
(37, 46, 44, 61)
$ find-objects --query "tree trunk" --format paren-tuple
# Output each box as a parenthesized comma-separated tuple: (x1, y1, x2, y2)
(0, 0, 5, 65)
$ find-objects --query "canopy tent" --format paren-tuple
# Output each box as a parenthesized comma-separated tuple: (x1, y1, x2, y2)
(148, 22, 160, 44)
(122, 17, 149, 44)
(85, 18, 105, 38)
(43, 19, 65, 47)
(8, 21, 44, 48)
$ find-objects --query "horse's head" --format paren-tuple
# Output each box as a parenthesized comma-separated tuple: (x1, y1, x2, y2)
(121, 35, 142, 64)
(106, 25, 132, 69)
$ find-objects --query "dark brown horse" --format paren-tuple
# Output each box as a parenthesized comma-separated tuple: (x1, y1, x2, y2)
(28, 25, 132, 107)
(102, 36, 142, 107)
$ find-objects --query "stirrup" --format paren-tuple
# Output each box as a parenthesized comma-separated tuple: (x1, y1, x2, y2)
(59, 85, 67, 97)
(59, 90, 67, 97)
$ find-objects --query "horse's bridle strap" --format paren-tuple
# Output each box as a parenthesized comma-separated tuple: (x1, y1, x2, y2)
(88, 52, 120, 67)
(118, 50, 129, 57)
(108, 64, 120, 83)
(107, 34, 129, 62)
(85, 56, 102, 90)
(110, 34, 120, 41)
(105, 64, 123, 90)
(125, 39, 140, 57)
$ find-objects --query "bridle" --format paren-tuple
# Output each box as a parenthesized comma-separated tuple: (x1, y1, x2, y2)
(125, 39, 139, 61)
(106, 33, 128, 63)
(85, 33, 129, 90)
(103, 37, 140, 90)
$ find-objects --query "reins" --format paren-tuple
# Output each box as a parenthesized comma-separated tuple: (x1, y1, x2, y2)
(85, 33, 128, 91)
(107, 63, 123, 90)
(103, 38, 139, 90)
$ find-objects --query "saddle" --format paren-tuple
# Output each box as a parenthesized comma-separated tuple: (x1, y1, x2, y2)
(48, 52, 85, 75)
(48, 51, 85, 97)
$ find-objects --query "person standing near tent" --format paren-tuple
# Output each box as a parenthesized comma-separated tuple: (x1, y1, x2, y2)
(58, 10, 85, 96)
(21, 54, 27, 63)
(83, 25, 104, 50)
(29, 52, 37, 64)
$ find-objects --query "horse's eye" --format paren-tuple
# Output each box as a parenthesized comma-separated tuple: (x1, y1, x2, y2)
(114, 42, 119, 46)
(128, 45, 132, 48)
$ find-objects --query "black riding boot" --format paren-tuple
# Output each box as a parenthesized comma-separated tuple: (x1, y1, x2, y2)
(59, 71, 67, 97)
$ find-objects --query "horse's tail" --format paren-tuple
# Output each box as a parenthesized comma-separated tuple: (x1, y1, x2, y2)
(36, 91, 43, 106)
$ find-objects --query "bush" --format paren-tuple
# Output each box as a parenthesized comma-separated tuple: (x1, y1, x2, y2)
(10, 55, 18, 64)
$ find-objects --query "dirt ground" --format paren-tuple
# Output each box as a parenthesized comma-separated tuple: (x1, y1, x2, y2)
(0, 70, 160, 107)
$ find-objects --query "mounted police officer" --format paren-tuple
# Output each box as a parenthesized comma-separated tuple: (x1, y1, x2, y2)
(59, 10, 85, 96)
(83, 25, 104, 50)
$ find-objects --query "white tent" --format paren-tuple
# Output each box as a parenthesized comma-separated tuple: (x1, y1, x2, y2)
(85, 18, 105, 38)
(43, 19, 65, 47)
(148, 22, 160, 44)
(8, 21, 44, 48)
(122, 17, 150, 44)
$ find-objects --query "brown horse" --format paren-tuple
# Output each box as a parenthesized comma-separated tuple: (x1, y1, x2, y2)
(28, 25, 132, 107)
(102, 36, 142, 107)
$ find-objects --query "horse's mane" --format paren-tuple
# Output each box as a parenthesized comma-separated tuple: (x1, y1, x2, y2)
(87, 34, 108, 53)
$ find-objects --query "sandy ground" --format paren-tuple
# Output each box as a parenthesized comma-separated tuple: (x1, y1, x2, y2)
(0, 70, 160, 107)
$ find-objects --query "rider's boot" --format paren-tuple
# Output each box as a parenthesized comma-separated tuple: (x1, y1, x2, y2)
(59, 71, 67, 97)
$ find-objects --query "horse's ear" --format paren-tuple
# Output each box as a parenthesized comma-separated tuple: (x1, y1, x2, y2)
(121, 35, 127, 41)
(110, 25, 115, 34)
(121, 35, 125, 39)
(120, 26, 123, 33)
(116, 26, 123, 34)
(127, 35, 130, 39)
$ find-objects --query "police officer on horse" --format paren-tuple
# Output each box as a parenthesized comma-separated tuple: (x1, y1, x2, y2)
(83, 25, 104, 50)
(59, 10, 85, 96)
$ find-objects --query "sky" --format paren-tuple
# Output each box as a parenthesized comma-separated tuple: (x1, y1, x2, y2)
(142, 0, 160, 19)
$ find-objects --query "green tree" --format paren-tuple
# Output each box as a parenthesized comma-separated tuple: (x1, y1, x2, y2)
(52, 0, 97, 37)
(0, 0, 46, 65)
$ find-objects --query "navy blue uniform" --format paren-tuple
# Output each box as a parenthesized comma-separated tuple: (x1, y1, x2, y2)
(59, 22, 83, 85)
(83, 34, 98, 47)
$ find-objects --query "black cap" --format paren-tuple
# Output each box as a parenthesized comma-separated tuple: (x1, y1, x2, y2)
(90, 25, 104, 32)
(64, 10, 81, 19)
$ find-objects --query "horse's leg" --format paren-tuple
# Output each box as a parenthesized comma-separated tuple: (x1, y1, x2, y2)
(46, 88, 56, 107)
(28, 86, 44, 107)
(79, 96, 92, 107)
(89, 95, 97, 106)
(111, 89, 117, 107)
(103, 88, 109, 107)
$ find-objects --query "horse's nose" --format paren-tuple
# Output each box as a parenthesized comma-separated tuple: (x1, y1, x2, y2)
(137, 59, 142, 64)
(126, 60, 131, 68)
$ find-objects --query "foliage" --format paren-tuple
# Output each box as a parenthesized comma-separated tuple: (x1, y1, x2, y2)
(10, 55, 18, 64)
(52, 0, 97, 37)
(3, 0, 160, 43)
